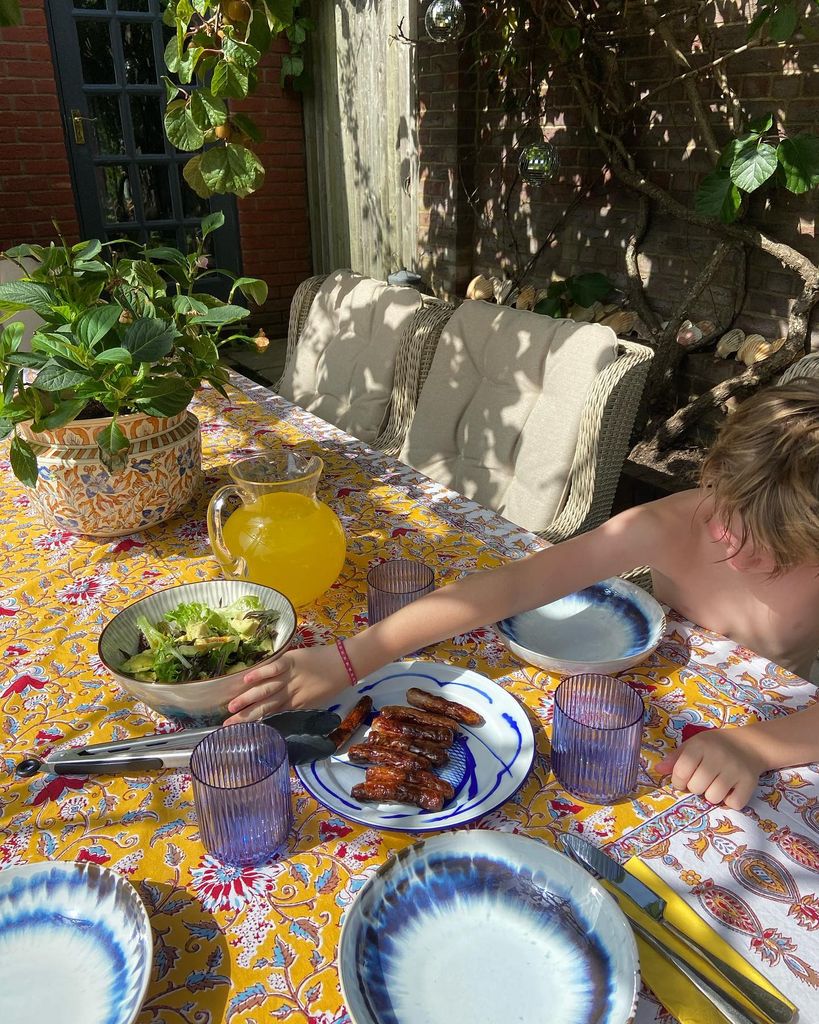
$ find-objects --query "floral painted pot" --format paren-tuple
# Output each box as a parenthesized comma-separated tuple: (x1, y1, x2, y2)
(20, 410, 202, 538)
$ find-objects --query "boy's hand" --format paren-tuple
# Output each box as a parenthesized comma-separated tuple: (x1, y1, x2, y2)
(224, 645, 351, 724)
(656, 727, 766, 810)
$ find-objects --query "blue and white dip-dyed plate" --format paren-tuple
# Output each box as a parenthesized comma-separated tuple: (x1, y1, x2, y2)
(0, 860, 152, 1024)
(339, 830, 639, 1024)
(495, 576, 666, 675)
(296, 662, 535, 832)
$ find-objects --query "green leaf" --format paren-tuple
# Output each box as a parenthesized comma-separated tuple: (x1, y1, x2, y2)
(97, 420, 130, 474)
(777, 134, 819, 194)
(3, 366, 20, 404)
(164, 99, 205, 151)
(211, 60, 250, 100)
(730, 140, 778, 192)
(183, 154, 211, 199)
(123, 318, 176, 362)
(534, 297, 563, 317)
(162, 74, 182, 103)
(33, 362, 89, 391)
(172, 295, 209, 315)
(75, 304, 122, 349)
(177, 45, 204, 85)
(0, 281, 56, 317)
(746, 113, 774, 136)
(695, 169, 742, 223)
(768, 2, 798, 41)
(200, 211, 225, 238)
(199, 143, 265, 198)
(144, 246, 188, 267)
(94, 347, 132, 365)
(0, 0, 22, 27)
(231, 113, 262, 143)
(30, 332, 75, 361)
(281, 54, 304, 81)
(190, 303, 250, 327)
(5, 350, 48, 369)
(9, 433, 37, 487)
(0, 417, 13, 440)
(747, 7, 772, 39)
(189, 90, 228, 129)
(264, 0, 296, 24)
(222, 37, 261, 69)
(164, 34, 181, 73)
(33, 398, 86, 431)
(231, 276, 268, 305)
(132, 379, 195, 417)
(0, 320, 24, 354)
(567, 273, 613, 307)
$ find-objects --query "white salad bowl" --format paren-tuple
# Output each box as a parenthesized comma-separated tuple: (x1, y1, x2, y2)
(494, 576, 666, 676)
(98, 580, 297, 725)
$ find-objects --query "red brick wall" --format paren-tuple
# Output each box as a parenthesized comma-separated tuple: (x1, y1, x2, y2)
(0, 4, 311, 337)
(416, 7, 819, 349)
(0, 0, 81, 248)
(233, 40, 312, 335)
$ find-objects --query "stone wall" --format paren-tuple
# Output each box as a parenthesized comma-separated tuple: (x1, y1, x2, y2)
(415, 3, 818, 351)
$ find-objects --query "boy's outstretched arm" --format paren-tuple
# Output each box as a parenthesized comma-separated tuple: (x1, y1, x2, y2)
(658, 702, 819, 809)
(225, 503, 660, 722)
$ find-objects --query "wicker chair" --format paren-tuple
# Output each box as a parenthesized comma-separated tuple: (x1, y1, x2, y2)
(278, 272, 452, 451)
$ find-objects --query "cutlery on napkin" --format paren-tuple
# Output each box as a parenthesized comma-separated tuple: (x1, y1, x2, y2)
(561, 835, 797, 1024)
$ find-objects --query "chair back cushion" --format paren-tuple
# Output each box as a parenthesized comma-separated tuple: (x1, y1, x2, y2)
(279, 271, 423, 443)
(399, 301, 618, 532)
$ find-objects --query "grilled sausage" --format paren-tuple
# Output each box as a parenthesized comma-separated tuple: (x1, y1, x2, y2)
(365, 764, 454, 801)
(380, 704, 461, 731)
(406, 687, 484, 726)
(352, 780, 444, 812)
(370, 714, 454, 746)
(329, 696, 373, 749)
(347, 742, 434, 774)
(362, 732, 449, 767)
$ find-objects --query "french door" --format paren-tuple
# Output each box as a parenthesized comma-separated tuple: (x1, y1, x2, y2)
(46, 0, 241, 268)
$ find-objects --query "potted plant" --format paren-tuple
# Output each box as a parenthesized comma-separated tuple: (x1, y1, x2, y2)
(0, 213, 267, 538)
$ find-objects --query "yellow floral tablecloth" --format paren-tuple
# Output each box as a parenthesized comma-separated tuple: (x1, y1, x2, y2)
(2, 373, 818, 1024)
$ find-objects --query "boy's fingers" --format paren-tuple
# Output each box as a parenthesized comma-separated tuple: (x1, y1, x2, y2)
(243, 656, 289, 685)
(703, 776, 735, 805)
(724, 781, 754, 811)
(656, 749, 680, 776)
(685, 762, 719, 796)
(224, 692, 287, 725)
(227, 679, 285, 714)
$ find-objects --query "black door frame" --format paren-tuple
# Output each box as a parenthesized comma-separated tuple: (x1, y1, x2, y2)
(45, 0, 242, 273)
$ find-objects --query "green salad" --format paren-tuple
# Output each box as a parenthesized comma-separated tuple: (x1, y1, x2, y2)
(120, 597, 280, 683)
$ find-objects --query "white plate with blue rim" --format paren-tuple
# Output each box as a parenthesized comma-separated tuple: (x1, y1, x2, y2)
(0, 860, 152, 1024)
(338, 829, 640, 1024)
(295, 662, 535, 832)
(494, 576, 666, 676)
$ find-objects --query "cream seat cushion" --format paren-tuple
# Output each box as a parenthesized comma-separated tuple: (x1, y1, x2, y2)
(400, 301, 618, 533)
(279, 270, 423, 443)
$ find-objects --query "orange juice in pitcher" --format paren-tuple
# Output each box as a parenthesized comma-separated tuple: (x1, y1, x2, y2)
(207, 452, 346, 608)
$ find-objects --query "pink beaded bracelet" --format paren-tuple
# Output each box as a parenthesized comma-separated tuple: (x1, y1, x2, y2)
(335, 639, 358, 687)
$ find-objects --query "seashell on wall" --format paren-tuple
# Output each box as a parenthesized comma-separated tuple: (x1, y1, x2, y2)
(495, 278, 514, 304)
(715, 328, 745, 358)
(737, 333, 769, 366)
(515, 285, 537, 311)
(740, 335, 785, 366)
(695, 320, 716, 338)
(676, 319, 703, 346)
(600, 310, 638, 335)
(466, 274, 495, 301)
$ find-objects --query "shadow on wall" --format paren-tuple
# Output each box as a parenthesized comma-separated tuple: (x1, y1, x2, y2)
(417, 0, 818, 343)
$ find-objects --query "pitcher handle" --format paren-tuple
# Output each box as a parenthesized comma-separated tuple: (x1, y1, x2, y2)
(207, 484, 248, 579)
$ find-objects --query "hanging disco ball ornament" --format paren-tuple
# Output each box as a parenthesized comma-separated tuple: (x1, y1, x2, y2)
(425, 0, 466, 43)
(518, 141, 560, 186)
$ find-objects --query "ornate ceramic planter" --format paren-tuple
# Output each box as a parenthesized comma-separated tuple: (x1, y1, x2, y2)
(20, 410, 202, 538)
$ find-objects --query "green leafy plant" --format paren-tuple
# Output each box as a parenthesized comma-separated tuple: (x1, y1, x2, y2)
(0, 0, 21, 27)
(533, 273, 614, 318)
(0, 213, 267, 485)
(162, 0, 313, 199)
(696, 115, 819, 223)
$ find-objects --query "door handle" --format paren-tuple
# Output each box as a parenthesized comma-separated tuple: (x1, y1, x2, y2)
(70, 109, 96, 145)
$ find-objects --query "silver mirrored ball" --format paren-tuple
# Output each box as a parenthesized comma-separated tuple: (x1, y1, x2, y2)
(425, 0, 466, 43)
(518, 141, 560, 185)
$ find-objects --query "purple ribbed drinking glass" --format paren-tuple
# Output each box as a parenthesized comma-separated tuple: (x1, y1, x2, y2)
(367, 559, 435, 625)
(551, 674, 645, 804)
(190, 722, 293, 866)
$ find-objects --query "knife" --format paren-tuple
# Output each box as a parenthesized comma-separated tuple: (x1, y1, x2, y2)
(562, 835, 795, 1024)
(14, 708, 342, 776)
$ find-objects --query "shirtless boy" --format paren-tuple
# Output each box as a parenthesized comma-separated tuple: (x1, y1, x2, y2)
(226, 380, 819, 810)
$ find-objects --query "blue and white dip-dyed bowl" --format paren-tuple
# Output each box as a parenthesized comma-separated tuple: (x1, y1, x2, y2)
(0, 860, 152, 1024)
(494, 576, 666, 675)
(339, 830, 639, 1024)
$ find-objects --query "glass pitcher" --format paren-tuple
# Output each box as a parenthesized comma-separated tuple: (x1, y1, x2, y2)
(207, 451, 347, 608)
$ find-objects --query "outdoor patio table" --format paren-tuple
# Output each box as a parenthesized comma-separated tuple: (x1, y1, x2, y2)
(1, 372, 818, 1024)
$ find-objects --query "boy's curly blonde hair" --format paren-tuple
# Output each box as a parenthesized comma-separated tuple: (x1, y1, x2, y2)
(701, 378, 819, 572)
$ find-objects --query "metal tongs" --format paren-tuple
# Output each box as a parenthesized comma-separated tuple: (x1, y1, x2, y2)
(15, 709, 341, 778)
